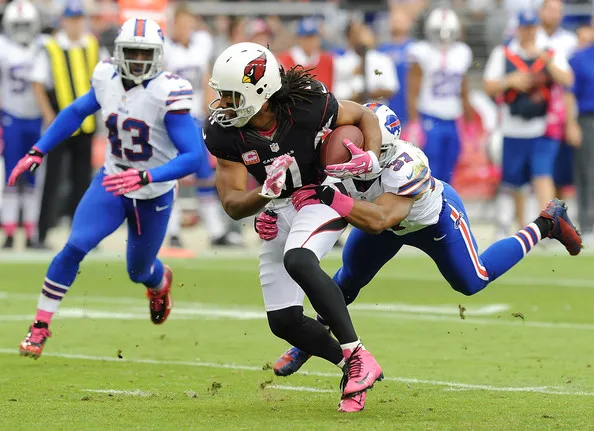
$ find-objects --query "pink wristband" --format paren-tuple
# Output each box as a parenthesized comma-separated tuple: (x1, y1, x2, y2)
(332, 192, 354, 217)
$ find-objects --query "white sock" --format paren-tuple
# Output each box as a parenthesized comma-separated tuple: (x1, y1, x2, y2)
(1, 187, 19, 226)
(495, 190, 515, 234)
(197, 197, 226, 240)
(23, 186, 41, 223)
(340, 340, 363, 352)
(167, 201, 182, 237)
(336, 358, 345, 369)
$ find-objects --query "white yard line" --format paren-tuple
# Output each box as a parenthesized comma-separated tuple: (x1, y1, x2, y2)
(1, 252, 594, 289)
(1, 348, 593, 397)
(266, 385, 335, 393)
(82, 389, 153, 397)
(1, 293, 592, 330)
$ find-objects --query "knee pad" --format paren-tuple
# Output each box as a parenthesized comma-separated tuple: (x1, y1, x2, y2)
(267, 306, 304, 340)
(452, 279, 483, 296)
(55, 242, 87, 266)
(283, 248, 319, 280)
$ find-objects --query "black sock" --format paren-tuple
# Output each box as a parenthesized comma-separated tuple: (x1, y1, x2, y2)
(533, 216, 554, 237)
(267, 307, 343, 364)
(284, 248, 358, 344)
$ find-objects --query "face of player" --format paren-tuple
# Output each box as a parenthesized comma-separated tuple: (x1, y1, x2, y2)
(123, 48, 154, 76)
(540, 0, 563, 30)
(298, 34, 321, 57)
(389, 9, 412, 39)
(173, 12, 196, 44)
(517, 25, 538, 45)
(212, 91, 243, 120)
(62, 16, 85, 41)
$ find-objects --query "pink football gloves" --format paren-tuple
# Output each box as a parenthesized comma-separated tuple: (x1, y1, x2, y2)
(254, 210, 278, 241)
(259, 154, 295, 199)
(324, 139, 380, 179)
(292, 184, 354, 217)
(102, 169, 152, 196)
(7, 148, 44, 186)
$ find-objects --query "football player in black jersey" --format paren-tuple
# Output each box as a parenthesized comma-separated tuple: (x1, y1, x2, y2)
(204, 42, 383, 411)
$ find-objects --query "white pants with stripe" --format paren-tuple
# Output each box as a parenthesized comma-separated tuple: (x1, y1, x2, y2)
(259, 198, 346, 311)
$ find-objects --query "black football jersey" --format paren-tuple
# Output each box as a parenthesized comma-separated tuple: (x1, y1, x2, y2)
(204, 81, 338, 198)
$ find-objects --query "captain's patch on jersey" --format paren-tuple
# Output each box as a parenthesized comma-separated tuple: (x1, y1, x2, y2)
(242, 150, 260, 165)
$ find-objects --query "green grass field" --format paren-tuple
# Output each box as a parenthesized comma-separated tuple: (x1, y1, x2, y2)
(1, 252, 594, 430)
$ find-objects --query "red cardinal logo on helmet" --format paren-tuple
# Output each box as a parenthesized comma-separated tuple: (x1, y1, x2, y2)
(242, 52, 267, 85)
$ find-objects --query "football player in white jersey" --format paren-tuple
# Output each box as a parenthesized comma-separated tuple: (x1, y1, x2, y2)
(163, 5, 234, 248)
(0, 0, 43, 249)
(9, 18, 203, 359)
(265, 104, 582, 404)
(405, 7, 473, 184)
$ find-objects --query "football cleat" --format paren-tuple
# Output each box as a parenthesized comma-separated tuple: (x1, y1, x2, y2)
(273, 347, 312, 377)
(540, 199, 583, 256)
(146, 265, 173, 324)
(340, 345, 384, 397)
(20, 320, 51, 359)
(338, 391, 367, 413)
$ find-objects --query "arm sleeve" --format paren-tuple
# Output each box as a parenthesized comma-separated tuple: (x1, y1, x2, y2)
(147, 111, 203, 183)
(34, 88, 101, 153)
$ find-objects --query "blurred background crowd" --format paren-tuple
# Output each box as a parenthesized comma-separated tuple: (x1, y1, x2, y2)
(2, 0, 594, 255)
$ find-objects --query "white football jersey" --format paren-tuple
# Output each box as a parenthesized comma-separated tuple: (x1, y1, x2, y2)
(163, 31, 213, 120)
(340, 140, 444, 235)
(91, 61, 194, 200)
(409, 41, 472, 120)
(0, 35, 41, 119)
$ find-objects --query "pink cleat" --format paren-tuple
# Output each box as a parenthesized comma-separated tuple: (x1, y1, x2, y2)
(146, 265, 173, 324)
(340, 345, 383, 397)
(19, 320, 51, 359)
(338, 391, 367, 412)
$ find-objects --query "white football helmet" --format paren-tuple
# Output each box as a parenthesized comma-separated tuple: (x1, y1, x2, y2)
(208, 42, 282, 128)
(2, 0, 40, 46)
(424, 8, 461, 46)
(360, 102, 401, 180)
(114, 18, 164, 84)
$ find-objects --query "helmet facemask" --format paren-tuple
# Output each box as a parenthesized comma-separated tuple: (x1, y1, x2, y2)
(6, 20, 38, 45)
(115, 44, 163, 84)
(208, 89, 256, 128)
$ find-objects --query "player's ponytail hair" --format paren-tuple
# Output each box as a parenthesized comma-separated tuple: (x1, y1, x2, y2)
(268, 65, 323, 118)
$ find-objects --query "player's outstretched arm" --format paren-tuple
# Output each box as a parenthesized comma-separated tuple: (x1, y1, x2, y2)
(346, 193, 414, 235)
(7, 89, 101, 185)
(216, 158, 270, 220)
(292, 185, 413, 235)
(35, 88, 101, 154)
(147, 112, 203, 183)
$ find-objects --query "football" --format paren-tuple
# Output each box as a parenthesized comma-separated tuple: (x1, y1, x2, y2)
(319, 125, 364, 167)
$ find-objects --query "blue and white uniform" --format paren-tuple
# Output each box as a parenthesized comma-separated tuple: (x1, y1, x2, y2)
(409, 40, 472, 183)
(335, 139, 542, 301)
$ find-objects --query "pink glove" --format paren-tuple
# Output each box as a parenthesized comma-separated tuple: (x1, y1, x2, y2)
(292, 184, 354, 217)
(254, 210, 278, 241)
(259, 154, 295, 199)
(401, 121, 426, 148)
(7, 147, 44, 186)
(102, 169, 152, 196)
(324, 139, 380, 179)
